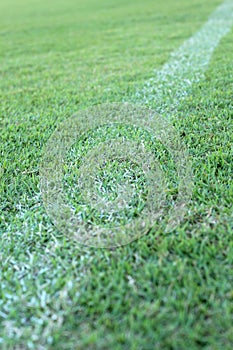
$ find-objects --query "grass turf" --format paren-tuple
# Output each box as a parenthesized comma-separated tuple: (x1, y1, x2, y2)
(0, 0, 233, 349)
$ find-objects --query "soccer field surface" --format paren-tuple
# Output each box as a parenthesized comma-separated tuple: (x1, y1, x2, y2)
(0, 0, 233, 349)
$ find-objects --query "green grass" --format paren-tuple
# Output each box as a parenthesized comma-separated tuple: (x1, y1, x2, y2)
(0, 0, 233, 349)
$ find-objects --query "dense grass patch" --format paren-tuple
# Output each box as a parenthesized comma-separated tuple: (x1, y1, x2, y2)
(0, 0, 232, 349)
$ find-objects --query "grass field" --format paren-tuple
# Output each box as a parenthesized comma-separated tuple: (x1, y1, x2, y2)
(0, 0, 233, 349)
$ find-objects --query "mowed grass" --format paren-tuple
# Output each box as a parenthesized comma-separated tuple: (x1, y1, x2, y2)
(0, 0, 233, 349)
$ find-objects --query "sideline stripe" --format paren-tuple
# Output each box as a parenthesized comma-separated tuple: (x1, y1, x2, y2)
(134, 0, 233, 116)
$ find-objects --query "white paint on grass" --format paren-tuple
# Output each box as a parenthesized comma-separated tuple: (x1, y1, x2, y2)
(41, 0, 233, 246)
(135, 0, 233, 116)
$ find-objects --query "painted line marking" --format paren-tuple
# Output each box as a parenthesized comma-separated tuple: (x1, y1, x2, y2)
(134, 0, 233, 116)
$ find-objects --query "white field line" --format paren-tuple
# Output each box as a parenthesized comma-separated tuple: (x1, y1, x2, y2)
(134, 0, 233, 116)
